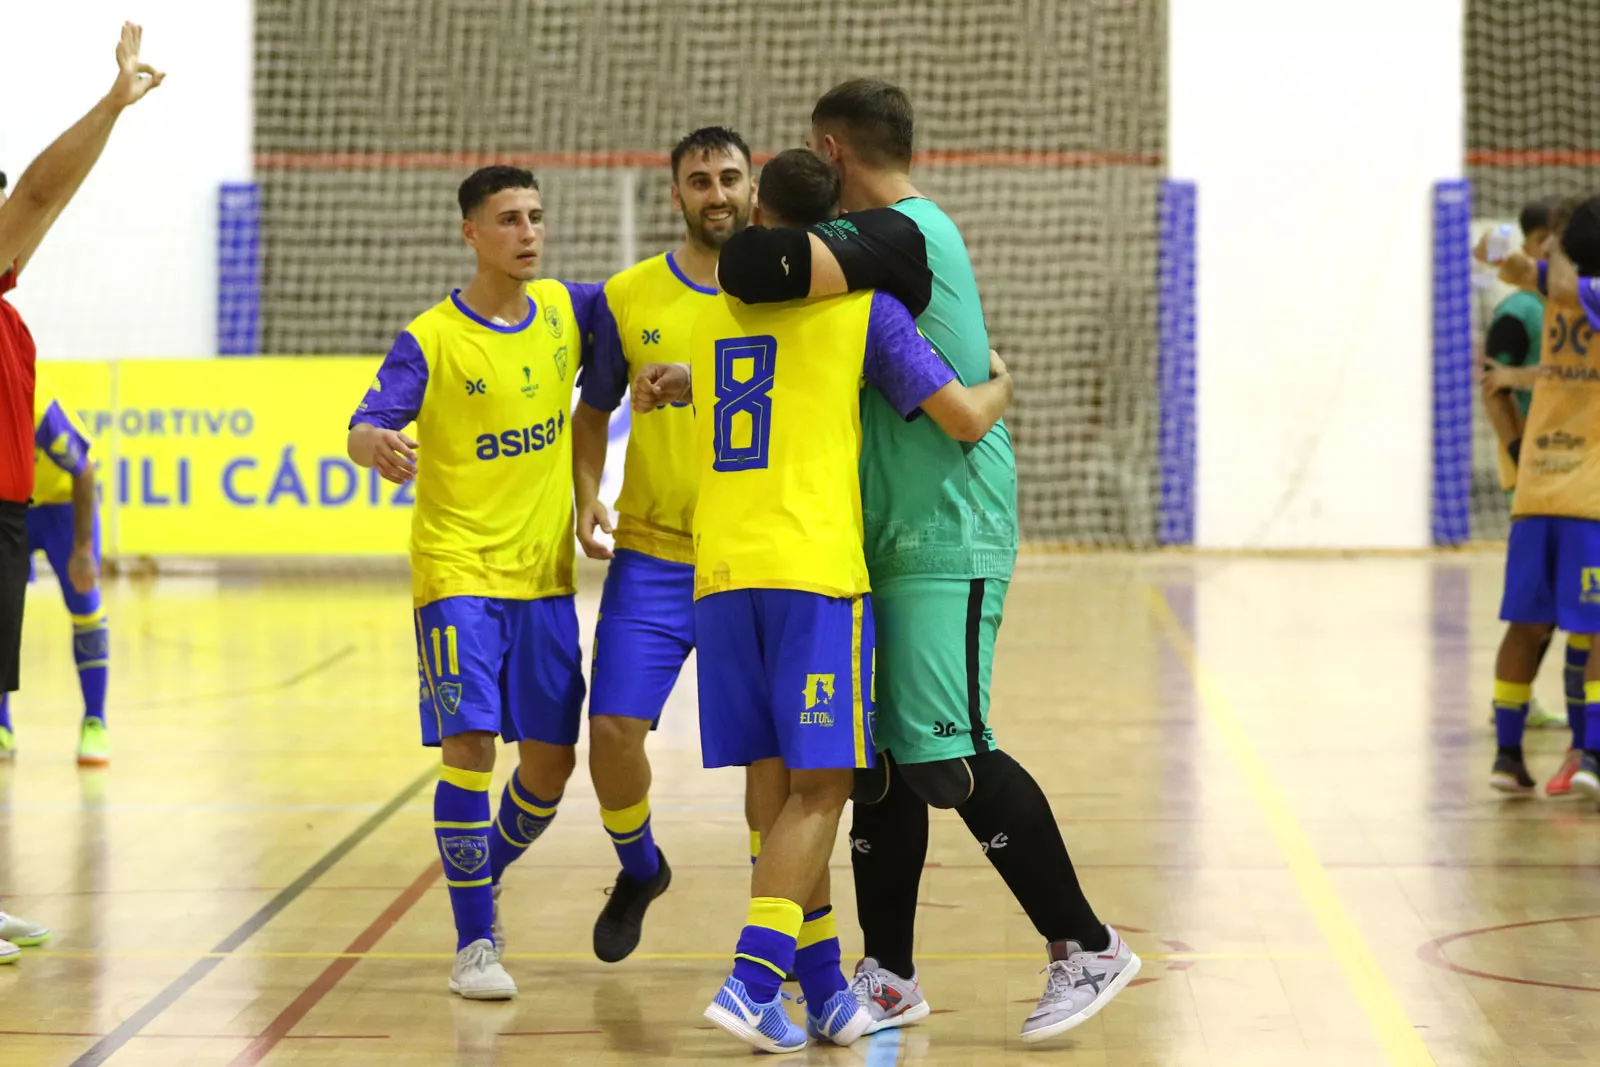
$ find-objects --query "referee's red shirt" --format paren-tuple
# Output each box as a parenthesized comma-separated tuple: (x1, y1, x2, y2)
(0, 264, 36, 504)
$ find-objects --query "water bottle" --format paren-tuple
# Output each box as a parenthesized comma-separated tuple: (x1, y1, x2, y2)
(1485, 222, 1516, 264)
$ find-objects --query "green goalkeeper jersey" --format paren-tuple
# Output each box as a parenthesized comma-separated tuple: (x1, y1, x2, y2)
(719, 196, 1020, 584)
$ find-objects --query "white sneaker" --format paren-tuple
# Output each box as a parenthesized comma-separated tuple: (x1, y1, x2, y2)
(848, 957, 930, 1033)
(491, 882, 504, 953)
(0, 911, 50, 947)
(1020, 926, 1141, 1044)
(448, 938, 517, 1000)
(0, 938, 18, 964)
(1529, 698, 1567, 729)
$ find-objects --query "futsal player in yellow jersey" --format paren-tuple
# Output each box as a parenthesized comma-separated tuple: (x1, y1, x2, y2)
(570, 127, 754, 962)
(348, 167, 605, 1000)
(1487, 195, 1600, 802)
(636, 149, 1014, 1053)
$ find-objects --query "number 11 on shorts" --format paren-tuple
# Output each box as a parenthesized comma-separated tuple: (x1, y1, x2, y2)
(430, 625, 459, 678)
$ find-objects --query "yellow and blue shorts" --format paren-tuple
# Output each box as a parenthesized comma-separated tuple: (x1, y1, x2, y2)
(693, 588, 875, 770)
(415, 595, 585, 747)
(589, 549, 695, 723)
(1500, 516, 1600, 634)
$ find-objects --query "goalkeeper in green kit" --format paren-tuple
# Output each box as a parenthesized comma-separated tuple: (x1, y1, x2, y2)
(718, 79, 1140, 1044)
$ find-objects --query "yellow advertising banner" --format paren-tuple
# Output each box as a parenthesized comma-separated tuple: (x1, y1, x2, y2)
(40, 358, 412, 556)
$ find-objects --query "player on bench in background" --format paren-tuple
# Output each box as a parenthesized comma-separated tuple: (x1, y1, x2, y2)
(571, 127, 758, 963)
(1479, 198, 1591, 794)
(0, 373, 107, 765)
(348, 166, 605, 999)
(717, 79, 1139, 1043)
(0, 20, 163, 966)
(1481, 195, 1600, 804)
(635, 147, 1016, 1053)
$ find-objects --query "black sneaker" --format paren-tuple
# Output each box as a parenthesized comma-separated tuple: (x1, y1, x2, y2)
(1490, 752, 1536, 793)
(593, 849, 672, 963)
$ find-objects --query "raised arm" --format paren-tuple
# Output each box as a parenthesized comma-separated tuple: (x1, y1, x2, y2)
(0, 23, 165, 276)
(718, 208, 933, 315)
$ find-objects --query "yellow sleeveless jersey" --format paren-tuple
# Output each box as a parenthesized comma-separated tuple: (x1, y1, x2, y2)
(603, 253, 711, 564)
(1514, 284, 1600, 521)
(31, 376, 93, 506)
(355, 280, 593, 607)
(690, 291, 874, 600)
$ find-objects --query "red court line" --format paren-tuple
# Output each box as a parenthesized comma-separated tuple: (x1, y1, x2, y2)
(253, 148, 1160, 171)
(226, 861, 441, 1067)
(0, 1031, 387, 1040)
(1469, 149, 1600, 167)
(1416, 912, 1600, 994)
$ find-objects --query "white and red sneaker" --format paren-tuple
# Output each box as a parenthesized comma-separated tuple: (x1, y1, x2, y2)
(848, 957, 930, 1033)
(1020, 925, 1141, 1044)
(1548, 748, 1583, 796)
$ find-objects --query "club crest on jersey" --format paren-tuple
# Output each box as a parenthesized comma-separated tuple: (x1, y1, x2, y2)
(553, 345, 569, 381)
(435, 682, 463, 716)
(521, 366, 537, 398)
(441, 835, 489, 875)
(801, 674, 835, 725)
(545, 302, 563, 338)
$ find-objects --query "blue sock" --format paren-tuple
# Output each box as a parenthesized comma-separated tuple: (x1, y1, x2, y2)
(1566, 637, 1591, 750)
(72, 607, 109, 723)
(435, 766, 495, 951)
(601, 797, 660, 881)
(0, 692, 10, 732)
(731, 897, 803, 1004)
(1494, 679, 1532, 752)
(1587, 680, 1600, 760)
(795, 906, 848, 1013)
(489, 772, 560, 884)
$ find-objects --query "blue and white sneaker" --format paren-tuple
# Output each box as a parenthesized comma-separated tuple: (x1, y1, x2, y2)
(703, 975, 807, 1054)
(803, 987, 871, 1047)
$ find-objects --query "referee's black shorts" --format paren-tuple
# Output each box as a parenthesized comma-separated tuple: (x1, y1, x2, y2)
(0, 499, 27, 693)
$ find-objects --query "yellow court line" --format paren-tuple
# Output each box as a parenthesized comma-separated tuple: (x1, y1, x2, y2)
(41, 949, 1327, 962)
(1147, 588, 1436, 1067)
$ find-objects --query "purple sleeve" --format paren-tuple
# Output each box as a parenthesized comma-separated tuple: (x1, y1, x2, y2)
(577, 288, 628, 412)
(1537, 260, 1549, 296)
(861, 291, 956, 419)
(350, 331, 429, 430)
(1580, 277, 1600, 332)
(34, 401, 89, 477)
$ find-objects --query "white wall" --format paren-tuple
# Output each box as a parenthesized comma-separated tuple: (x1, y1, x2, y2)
(1172, 0, 1462, 548)
(0, 3, 251, 359)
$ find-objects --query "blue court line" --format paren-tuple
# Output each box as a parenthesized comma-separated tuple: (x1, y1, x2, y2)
(865, 1028, 902, 1066)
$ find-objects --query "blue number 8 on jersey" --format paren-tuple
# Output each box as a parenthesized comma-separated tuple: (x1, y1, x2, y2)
(712, 335, 777, 471)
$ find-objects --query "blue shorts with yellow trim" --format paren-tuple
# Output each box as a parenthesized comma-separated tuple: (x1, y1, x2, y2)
(415, 595, 585, 747)
(589, 549, 695, 723)
(694, 589, 875, 770)
(26, 502, 102, 618)
(1500, 516, 1600, 633)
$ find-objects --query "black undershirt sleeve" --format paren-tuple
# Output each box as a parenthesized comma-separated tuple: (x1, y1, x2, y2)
(812, 208, 934, 317)
(716, 227, 813, 304)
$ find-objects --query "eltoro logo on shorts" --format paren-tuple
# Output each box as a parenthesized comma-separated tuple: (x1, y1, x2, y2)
(1583, 568, 1600, 605)
(442, 835, 489, 875)
(801, 674, 835, 725)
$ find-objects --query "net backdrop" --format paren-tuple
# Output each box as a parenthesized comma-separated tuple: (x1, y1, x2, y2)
(1465, 0, 1600, 541)
(254, 0, 1167, 545)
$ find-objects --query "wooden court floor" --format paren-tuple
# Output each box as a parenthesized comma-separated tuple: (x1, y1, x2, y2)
(1, 551, 1597, 1066)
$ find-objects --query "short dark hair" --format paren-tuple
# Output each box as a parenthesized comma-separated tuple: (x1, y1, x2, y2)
(1561, 196, 1600, 276)
(1550, 195, 1584, 242)
(0, 171, 7, 192)
(670, 126, 752, 182)
(1520, 198, 1557, 236)
(457, 165, 539, 218)
(757, 149, 840, 227)
(811, 79, 914, 166)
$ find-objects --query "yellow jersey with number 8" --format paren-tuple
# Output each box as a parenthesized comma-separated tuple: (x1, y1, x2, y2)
(690, 291, 873, 601)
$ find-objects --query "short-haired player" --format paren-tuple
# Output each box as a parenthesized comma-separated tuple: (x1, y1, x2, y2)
(348, 166, 607, 998)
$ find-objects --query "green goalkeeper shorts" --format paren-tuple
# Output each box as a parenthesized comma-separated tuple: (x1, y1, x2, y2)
(871, 575, 1008, 764)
